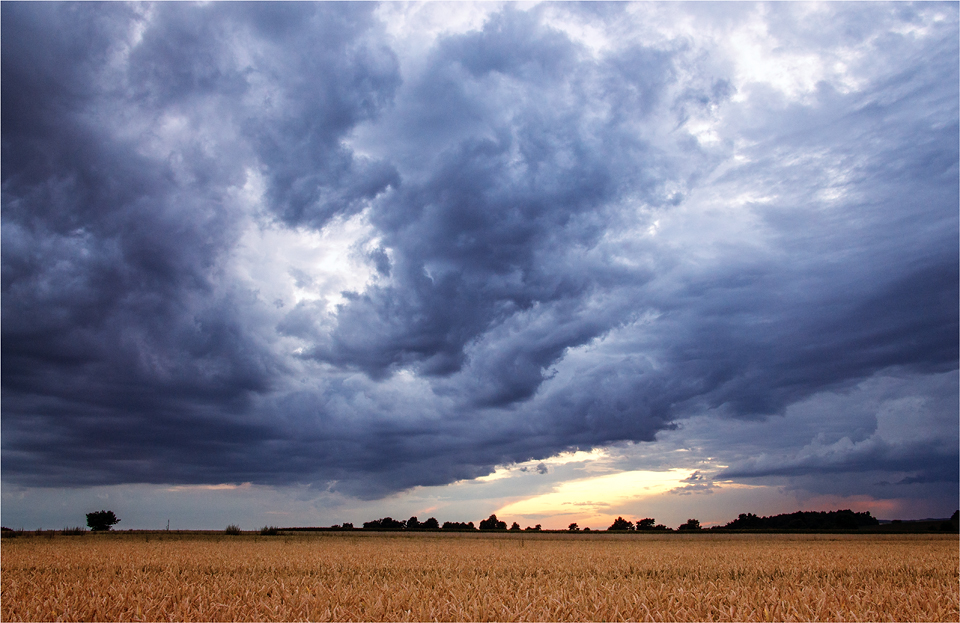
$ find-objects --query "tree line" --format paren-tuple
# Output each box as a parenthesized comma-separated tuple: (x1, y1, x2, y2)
(10, 507, 952, 537)
(351, 509, 901, 533)
(355, 515, 539, 532)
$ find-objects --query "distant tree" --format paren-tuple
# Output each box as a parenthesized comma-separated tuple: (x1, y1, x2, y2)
(509, 522, 521, 531)
(441, 520, 477, 531)
(341, 522, 354, 530)
(726, 513, 763, 529)
(636, 518, 656, 530)
(225, 524, 241, 535)
(718, 509, 880, 531)
(363, 517, 405, 530)
(86, 510, 120, 532)
(479, 514, 507, 530)
(422, 517, 440, 530)
(568, 523, 579, 532)
(405, 516, 422, 530)
(678, 519, 701, 531)
(583, 527, 591, 532)
(608, 517, 634, 531)
(524, 524, 542, 531)
(941, 510, 959, 532)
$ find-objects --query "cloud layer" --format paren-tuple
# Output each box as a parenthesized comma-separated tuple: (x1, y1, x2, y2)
(3, 3, 957, 503)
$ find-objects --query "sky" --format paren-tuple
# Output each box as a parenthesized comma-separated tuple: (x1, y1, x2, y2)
(2, 1, 957, 532)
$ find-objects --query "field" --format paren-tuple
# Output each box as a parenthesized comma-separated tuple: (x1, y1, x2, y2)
(2, 531, 957, 622)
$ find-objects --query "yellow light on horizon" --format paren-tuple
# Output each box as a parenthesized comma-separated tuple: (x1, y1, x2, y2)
(495, 468, 696, 519)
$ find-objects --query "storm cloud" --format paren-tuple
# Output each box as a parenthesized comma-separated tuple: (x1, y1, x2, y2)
(3, 2, 957, 504)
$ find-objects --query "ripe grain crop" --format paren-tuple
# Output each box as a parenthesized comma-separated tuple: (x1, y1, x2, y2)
(2, 531, 957, 621)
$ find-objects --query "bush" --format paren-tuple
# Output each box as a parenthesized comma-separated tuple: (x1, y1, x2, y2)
(225, 524, 242, 535)
(260, 526, 279, 536)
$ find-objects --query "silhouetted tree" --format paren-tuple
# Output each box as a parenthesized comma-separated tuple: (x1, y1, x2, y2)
(405, 516, 421, 530)
(678, 518, 701, 531)
(441, 521, 477, 531)
(479, 514, 507, 530)
(86, 510, 120, 532)
(509, 522, 521, 531)
(727, 513, 763, 529)
(608, 516, 634, 531)
(718, 509, 879, 531)
(363, 517, 405, 530)
(524, 524, 542, 531)
(940, 510, 959, 532)
(422, 517, 440, 530)
(568, 523, 580, 531)
(636, 518, 656, 530)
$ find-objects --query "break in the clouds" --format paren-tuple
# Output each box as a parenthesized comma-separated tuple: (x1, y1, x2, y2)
(2, 3, 957, 512)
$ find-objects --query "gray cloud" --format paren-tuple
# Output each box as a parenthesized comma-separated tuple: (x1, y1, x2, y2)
(2, 3, 956, 508)
(718, 371, 960, 487)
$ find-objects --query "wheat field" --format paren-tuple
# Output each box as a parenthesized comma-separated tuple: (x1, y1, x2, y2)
(2, 531, 957, 622)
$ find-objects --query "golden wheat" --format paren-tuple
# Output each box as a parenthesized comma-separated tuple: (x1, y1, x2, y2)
(2, 531, 956, 621)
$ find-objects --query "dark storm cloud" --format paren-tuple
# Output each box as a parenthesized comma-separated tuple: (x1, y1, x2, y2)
(2, 3, 957, 502)
(2, 2, 399, 485)
(311, 6, 689, 390)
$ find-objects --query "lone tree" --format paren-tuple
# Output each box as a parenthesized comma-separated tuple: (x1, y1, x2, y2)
(678, 518, 701, 531)
(86, 510, 120, 532)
